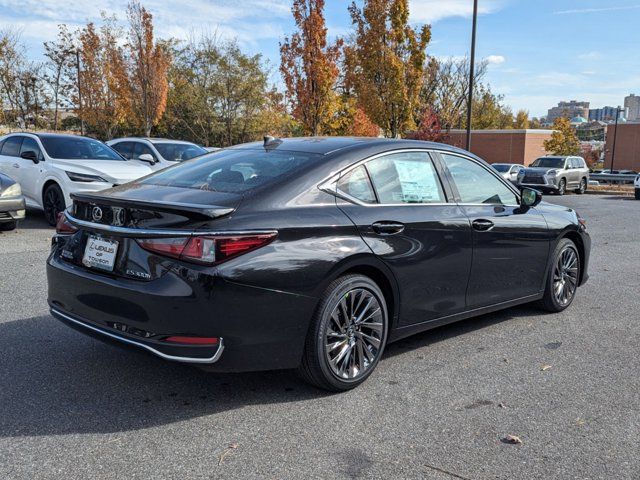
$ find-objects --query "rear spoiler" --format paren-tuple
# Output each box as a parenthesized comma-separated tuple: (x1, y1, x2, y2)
(71, 192, 235, 220)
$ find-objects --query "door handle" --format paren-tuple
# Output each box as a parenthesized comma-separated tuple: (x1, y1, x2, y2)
(472, 219, 494, 231)
(12, 163, 19, 168)
(371, 221, 405, 235)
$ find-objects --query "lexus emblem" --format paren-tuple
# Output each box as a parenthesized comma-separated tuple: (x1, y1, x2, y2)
(91, 206, 103, 222)
(112, 207, 125, 227)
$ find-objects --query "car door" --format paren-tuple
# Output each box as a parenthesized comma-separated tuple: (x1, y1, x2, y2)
(17, 137, 45, 204)
(438, 152, 551, 308)
(0, 136, 24, 183)
(111, 141, 134, 159)
(335, 150, 473, 326)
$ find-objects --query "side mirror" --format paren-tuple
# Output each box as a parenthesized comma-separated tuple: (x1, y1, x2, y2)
(137, 153, 156, 164)
(20, 151, 39, 163)
(520, 187, 542, 208)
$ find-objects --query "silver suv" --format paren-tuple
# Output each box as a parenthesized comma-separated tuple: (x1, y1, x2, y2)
(518, 156, 589, 195)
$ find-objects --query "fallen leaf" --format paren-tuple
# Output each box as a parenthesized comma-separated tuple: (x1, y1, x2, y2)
(501, 434, 523, 445)
(575, 418, 586, 426)
(498, 402, 507, 409)
(218, 443, 240, 466)
(541, 365, 552, 371)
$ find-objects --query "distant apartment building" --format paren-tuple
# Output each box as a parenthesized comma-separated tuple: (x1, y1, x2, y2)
(546, 100, 590, 123)
(624, 94, 640, 121)
(589, 106, 627, 122)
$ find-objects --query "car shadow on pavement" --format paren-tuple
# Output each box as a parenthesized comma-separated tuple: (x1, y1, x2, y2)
(0, 306, 540, 438)
(15, 209, 52, 230)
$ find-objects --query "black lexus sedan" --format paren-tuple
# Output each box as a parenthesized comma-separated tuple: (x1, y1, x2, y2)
(47, 137, 590, 391)
(0, 173, 26, 231)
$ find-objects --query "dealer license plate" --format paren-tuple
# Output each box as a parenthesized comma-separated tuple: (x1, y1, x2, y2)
(82, 236, 119, 272)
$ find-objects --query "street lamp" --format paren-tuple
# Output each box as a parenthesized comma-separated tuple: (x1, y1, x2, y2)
(609, 106, 623, 173)
(466, 0, 479, 151)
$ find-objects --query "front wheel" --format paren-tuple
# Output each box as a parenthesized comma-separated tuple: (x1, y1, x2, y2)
(43, 184, 65, 226)
(0, 221, 17, 231)
(298, 274, 388, 391)
(556, 178, 566, 196)
(539, 238, 580, 312)
(635, 188, 640, 200)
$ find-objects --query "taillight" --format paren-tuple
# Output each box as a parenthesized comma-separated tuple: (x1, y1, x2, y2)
(136, 233, 276, 265)
(56, 212, 77, 235)
(164, 336, 219, 345)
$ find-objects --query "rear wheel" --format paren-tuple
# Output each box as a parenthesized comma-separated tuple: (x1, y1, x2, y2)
(556, 178, 566, 196)
(0, 221, 16, 231)
(539, 238, 580, 312)
(298, 274, 388, 391)
(635, 188, 640, 200)
(575, 178, 587, 194)
(43, 184, 65, 226)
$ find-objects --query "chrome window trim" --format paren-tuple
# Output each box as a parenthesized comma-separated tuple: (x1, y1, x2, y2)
(318, 148, 451, 207)
(65, 210, 277, 238)
(51, 307, 225, 364)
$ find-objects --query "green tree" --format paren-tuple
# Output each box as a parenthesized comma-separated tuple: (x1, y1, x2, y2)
(513, 109, 529, 129)
(346, 0, 430, 138)
(544, 117, 581, 155)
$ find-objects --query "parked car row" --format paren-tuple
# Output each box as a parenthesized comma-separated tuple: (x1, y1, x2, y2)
(491, 156, 590, 196)
(0, 133, 210, 226)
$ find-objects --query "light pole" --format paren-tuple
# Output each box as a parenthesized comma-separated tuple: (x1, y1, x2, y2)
(609, 106, 623, 173)
(466, 0, 479, 151)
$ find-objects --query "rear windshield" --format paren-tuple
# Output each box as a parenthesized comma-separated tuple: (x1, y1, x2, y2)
(492, 164, 510, 172)
(138, 148, 321, 193)
(530, 157, 565, 168)
(152, 142, 207, 162)
(40, 137, 123, 160)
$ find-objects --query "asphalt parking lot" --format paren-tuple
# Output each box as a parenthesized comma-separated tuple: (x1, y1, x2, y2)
(1, 194, 638, 480)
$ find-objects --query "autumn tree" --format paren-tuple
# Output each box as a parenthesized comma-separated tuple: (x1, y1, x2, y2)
(407, 107, 446, 142)
(544, 117, 581, 155)
(346, 0, 430, 138)
(76, 19, 126, 139)
(119, 1, 171, 136)
(513, 109, 530, 129)
(280, 0, 341, 136)
(470, 86, 513, 130)
(43, 25, 76, 130)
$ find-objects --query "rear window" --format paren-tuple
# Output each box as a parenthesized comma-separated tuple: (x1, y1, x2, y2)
(138, 148, 321, 193)
(492, 164, 510, 172)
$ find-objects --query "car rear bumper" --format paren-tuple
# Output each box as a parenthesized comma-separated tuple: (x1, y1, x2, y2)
(47, 248, 317, 371)
(0, 195, 26, 222)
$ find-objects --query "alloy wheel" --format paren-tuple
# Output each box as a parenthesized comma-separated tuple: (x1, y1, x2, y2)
(44, 187, 65, 225)
(579, 179, 586, 193)
(324, 288, 384, 380)
(558, 179, 566, 195)
(553, 247, 579, 306)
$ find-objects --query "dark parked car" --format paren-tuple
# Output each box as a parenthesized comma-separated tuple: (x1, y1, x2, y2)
(0, 173, 26, 231)
(47, 138, 590, 391)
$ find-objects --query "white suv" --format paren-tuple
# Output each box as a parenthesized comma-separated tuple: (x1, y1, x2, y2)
(106, 138, 209, 171)
(0, 133, 153, 225)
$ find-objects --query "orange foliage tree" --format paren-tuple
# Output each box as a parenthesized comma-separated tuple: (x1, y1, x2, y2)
(119, 1, 170, 136)
(76, 19, 127, 139)
(346, 0, 431, 138)
(280, 0, 341, 136)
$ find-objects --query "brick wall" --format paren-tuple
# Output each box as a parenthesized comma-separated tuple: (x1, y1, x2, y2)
(604, 123, 640, 171)
(444, 130, 553, 165)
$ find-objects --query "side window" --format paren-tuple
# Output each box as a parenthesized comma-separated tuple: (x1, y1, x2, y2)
(365, 152, 445, 204)
(20, 137, 43, 161)
(441, 154, 519, 205)
(112, 142, 133, 159)
(336, 165, 376, 203)
(133, 142, 157, 160)
(0, 136, 23, 157)
(0, 139, 5, 152)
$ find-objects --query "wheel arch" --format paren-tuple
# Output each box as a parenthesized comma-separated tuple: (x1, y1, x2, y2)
(560, 230, 586, 285)
(314, 254, 401, 330)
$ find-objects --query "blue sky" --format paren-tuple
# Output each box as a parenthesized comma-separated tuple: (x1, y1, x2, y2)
(1, 0, 638, 117)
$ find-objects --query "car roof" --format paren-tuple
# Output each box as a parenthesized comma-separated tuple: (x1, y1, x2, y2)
(109, 137, 197, 145)
(228, 136, 470, 157)
(2, 132, 102, 142)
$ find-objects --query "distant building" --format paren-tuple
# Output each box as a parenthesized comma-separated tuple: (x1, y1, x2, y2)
(589, 106, 627, 122)
(547, 100, 590, 123)
(624, 94, 640, 122)
(444, 129, 554, 166)
(576, 121, 607, 142)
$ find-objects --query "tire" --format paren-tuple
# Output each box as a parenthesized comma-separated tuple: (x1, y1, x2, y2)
(575, 178, 587, 194)
(43, 183, 65, 226)
(298, 274, 389, 391)
(538, 238, 580, 312)
(556, 178, 566, 196)
(0, 221, 17, 231)
(635, 188, 640, 200)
